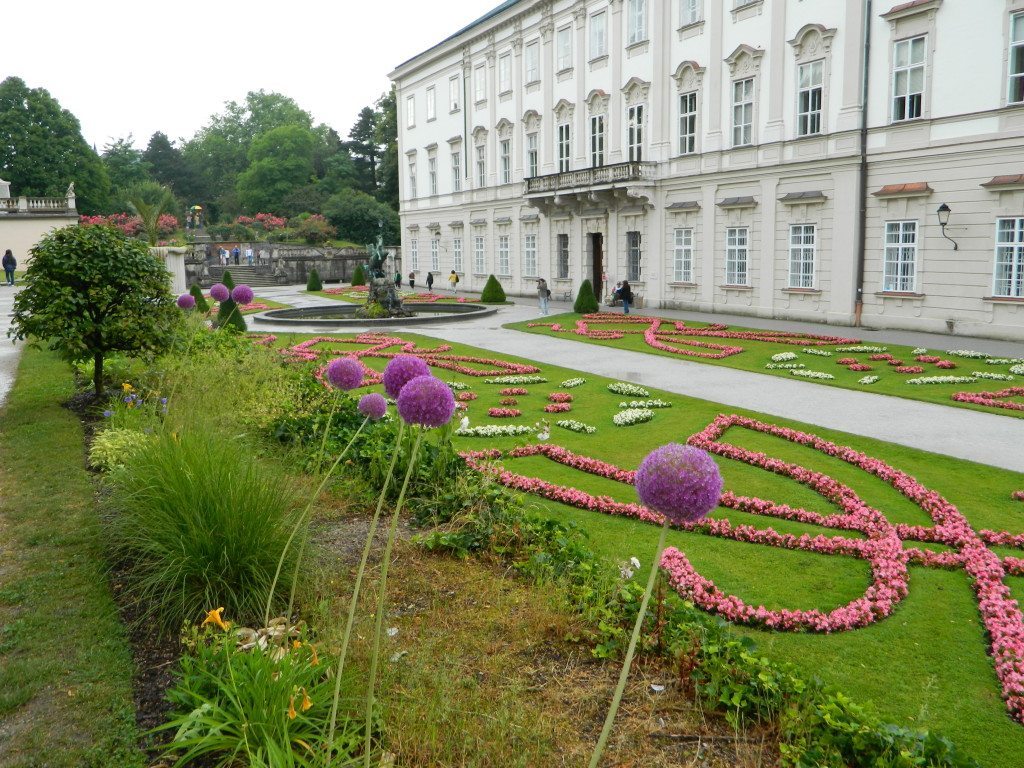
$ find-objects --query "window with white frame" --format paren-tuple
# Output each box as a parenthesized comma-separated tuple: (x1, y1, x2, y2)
(680, 0, 700, 25)
(451, 149, 462, 192)
(499, 54, 512, 93)
(453, 237, 463, 272)
(883, 221, 917, 291)
(726, 227, 749, 285)
(994, 218, 1024, 297)
(673, 228, 693, 282)
(525, 41, 540, 83)
(500, 139, 511, 184)
(409, 239, 418, 270)
(627, 105, 644, 161)
(590, 11, 607, 58)
(449, 76, 460, 112)
(557, 233, 570, 278)
(788, 224, 816, 288)
(430, 238, 439, 271)
(526, 133, 539, 177)
(523, 233, 538, 276)
(892, 36, 925, 121)
(474, 65, 486, 103)
(557, 123, 571, 172)
(426, 87, 436, 121)
(407, 157, 416, 198)
(497, 234, 510, 275)
(590, 115, 605, 166)
(679, 91, 697, 154)
(797, 61, 823, 136)
(557, 27, 573, 71)
(406, 95, 415, 128)
(428, 156, 437, 195)
(474, 235, 486, 273)
(1010, 12, 1024, 104)
(627, 0, 647, 45)
(476, 144, 486, 187)
(732, 78, 753, 146)
(626, 231, 642, 281)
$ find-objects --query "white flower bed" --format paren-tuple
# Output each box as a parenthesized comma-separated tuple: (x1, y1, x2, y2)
(1011, 364, 1024, 375)
(987, 358, 1024, 365)
(802, 348, 833, 357)
(790, 369, 835, 380)
(445, 380, 470, 391)
(971, 371, 1015, 381)
(905, 376, 978, 385)
(555, 419, 597, 434)
(613, 408, 655, 427)
(560, 377, 587, 388)
(858, 376, 880, 385)
(607, 382, 651, 397)
(765, 363, 806, 370)
(770, 351, 798, 362)
(836, 345, 887, 353)
(946, 349, 987, 359)
(454, 424, 536, 437)
(618, 399, 672, 409)
(912, 347, 928, 355)
(484, 375, 548, 384)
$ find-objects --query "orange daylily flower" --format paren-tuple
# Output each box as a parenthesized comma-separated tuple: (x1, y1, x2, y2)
(201, 607, 230, 631)
(288, 695, 297, 720)
(292, 639, 302, 650)
(300, 687, 312, 712)
(309, 644, 319, 666)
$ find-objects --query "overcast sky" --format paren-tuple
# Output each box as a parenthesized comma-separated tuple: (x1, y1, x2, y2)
(6, 0, 500, 151)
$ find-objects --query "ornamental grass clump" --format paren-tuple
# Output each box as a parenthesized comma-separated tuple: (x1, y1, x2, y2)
(589, 443, 722, 768)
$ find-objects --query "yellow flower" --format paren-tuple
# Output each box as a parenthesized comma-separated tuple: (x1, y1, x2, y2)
(201, 607, 230, 631)
(292, 639, 302, 650)
(121, 382, 134, 393)
(300, 687, 312, 712)
(309, 644, 319, 666)
(288, 695, 297, 720)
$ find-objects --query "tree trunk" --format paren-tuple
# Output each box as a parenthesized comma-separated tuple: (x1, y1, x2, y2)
(93, 351, 104, 397)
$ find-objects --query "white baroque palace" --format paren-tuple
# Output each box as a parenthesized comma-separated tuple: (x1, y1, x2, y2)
(389, 0, 1024, 339)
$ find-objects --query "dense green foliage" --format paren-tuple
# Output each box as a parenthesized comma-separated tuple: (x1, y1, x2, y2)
(125, 180, 177, 245)
(306, 268, 323, 292)
(574, 279, 599, 313)
(236, 124, 317, 214)
(480, 274, 507, 304)
(322, 187, 399, 244)
(9, 225, 178, 394)
(350, 264, 366, 286)
(189, 283, 210, 312)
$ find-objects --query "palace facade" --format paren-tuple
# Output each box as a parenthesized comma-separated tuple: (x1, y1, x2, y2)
(389, 0, 1024, 339)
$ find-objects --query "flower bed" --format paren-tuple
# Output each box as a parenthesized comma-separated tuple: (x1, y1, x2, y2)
(859, 376, 880, 385)
(618, 399, 672, 409)
(560, 377, 587, 388)
(499, 397, 518, 406)
(547, 392, 574, 403)
(555, 419, 597, 434)
(765, 363, 805, 370)
(951, 387, 1024, 411)
(906, 376, 978, 385)
(484, 375, 547, 385)
(454, 424, 535, 437)
(972, 372, 1016, 381)
(612, 408, 655, 426)
(456, 392, 477, 401)
(500, 387, 529, 396)
(607, 382, 650, 397)
(1013, 491, 1024, 502)
(543, 403, 572, 413)
(790, 370, 835, 380)
(893, 366, 925, 374)
(488, 407, 521, 418)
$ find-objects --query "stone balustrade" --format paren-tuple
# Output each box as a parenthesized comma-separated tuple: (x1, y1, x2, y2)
(0, 196, 75, 214)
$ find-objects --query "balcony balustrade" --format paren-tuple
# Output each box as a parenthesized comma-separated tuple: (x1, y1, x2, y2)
(525, 161, 655, 194)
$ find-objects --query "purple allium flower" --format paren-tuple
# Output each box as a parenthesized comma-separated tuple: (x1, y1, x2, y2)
(103, 410, 113, 418)
(325, 357, 363, 390)
(396, 375, 456, 428)
(634, 443, 722, 525)
(382, 355, 431, 399)
(176, 293, 196, 310)
(358, 392, 388, 420)
(210, 283, 230, 302)
(231, 284, 254, 305)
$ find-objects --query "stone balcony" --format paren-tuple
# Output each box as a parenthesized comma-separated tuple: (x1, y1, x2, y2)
(524, 161, 657, 214)
(0, 196, 75, 214)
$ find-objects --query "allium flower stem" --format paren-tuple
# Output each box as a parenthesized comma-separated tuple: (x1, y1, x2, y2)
(364, 427, 425, 767)
(326, 420, 406, 753)
(589, 519, 669, 768)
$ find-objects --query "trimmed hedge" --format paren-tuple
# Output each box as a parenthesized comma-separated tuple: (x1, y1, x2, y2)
(573, 279, 599, 314)
(189, 283, 210, 313)
(351, 264, 366, 286)
(217, 270, 246, 332)
(306, 269, 323, 292)
(480, 274, 506, 304)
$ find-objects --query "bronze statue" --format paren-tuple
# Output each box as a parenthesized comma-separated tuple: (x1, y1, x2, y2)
(367, 234, 387, 279)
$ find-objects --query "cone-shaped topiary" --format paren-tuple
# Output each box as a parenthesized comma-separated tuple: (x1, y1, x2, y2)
(189, 283, 210, 313)
(480, 274, 506, 304)
(217, 270, 247, 331)
(307, 268, 323, 292)
(351, 264, 366, 286)
(574, 279, 599, 314)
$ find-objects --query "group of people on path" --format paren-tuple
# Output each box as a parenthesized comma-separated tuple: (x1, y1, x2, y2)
(393, 271, 460, 293)
(216, 246, 255, 267)
(535, 277, 632, 315)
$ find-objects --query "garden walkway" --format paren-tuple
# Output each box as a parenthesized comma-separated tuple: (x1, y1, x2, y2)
(256, 285, 1024, 473)
(0, 286, 21, 408)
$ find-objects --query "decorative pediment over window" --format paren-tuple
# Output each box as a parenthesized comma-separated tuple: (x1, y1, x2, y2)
(724, 44, 765, 77)
(495, 118, 514, 139)
(621, 77, 651, 106)
(672, 60, 705, 92)
(471, 125, 488, 144)
(447, 135, 463, 147)
(787, 23, 837, 58)
(585, 89, 609, 116)
(522, 109, 542, 132)
(553, 98, 575, 123)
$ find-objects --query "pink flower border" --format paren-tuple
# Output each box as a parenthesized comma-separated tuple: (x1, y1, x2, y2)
(952, 387, 1024, 412)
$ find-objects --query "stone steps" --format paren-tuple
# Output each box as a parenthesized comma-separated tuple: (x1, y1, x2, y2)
(210, 266, 282, 288)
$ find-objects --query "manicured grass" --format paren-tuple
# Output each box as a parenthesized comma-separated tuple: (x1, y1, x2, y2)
(0, 347, 143, 766)
(266, 330, 1024, 768)
(506, 312, 1024, 418)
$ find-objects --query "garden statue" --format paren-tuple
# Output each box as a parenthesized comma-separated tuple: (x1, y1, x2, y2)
(356, 235, 412, 319)
(367, 234, 387, 279)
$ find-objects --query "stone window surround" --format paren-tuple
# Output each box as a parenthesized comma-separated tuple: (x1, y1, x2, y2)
(1003, 0, 1024, 106)
(882, 0, 942, 124)
(880, 219, 921, 295)
(788, 24, 837, 139)
(724, 44, 764, 148)
(622, 78, 650, 162)
(672, 61, 705, 156)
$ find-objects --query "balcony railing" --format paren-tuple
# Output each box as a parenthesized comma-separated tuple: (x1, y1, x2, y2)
(0, 196, 73, 213)
(525, 161, 655, 194)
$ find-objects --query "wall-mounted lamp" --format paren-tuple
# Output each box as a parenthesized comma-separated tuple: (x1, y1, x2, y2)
(936, 204, 959, 251)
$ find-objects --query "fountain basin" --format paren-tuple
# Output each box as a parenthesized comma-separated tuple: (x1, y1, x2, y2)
(252, 302, 498, 327)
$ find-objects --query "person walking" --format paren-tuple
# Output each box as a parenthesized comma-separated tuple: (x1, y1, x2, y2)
(232, 246, 240, 265)
(394, 271, 402, 289)
(426, 271, 434, 291)
(448, 270, 459, 293)
(537, 277, 550, 315)
(618, 279, 633, 314)
(245, 246, 254, 266)
(408, 272, 416, 289)
(2, 250, 16, 286)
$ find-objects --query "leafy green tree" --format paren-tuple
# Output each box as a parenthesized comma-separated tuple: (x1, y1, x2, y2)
(9, 225, 178, 395)
(373, 87, 399, 210)
(322, 188, 398, 245)
(345, 106, 380, 195)
(125, 181, 178, 246)
(235, 125, 316, 214)
(574, 279, 599, 314)
(102, 135, 151, 191)
(279, 184, 328, 218)
(480, 275, 507, 304)
(0, 76, 111, 214)
(144, 132, 196, 199)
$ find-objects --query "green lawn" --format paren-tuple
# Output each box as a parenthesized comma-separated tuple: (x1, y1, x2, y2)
(505, 312, 1024, 419)
(266, 330, 1024, 768)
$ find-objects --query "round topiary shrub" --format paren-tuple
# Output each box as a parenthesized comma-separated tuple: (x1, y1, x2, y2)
(574, 279, 599, 314)
(189, 283, 210, 313)
(307, 268, 323, 292)
(480, 274, 506, 304)
(351, 264, 366, 286)
(216, 270, 247, 332)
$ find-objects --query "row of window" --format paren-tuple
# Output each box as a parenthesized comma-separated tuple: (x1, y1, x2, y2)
(404, 217, 1024, 298)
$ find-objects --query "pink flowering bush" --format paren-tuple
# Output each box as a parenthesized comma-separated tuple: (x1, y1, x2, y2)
(157, 214, 179, 236)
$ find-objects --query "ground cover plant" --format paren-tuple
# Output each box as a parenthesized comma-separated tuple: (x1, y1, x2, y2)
(508, 312, 1024, 418)
(258, 330, 1024, 767)
(311, 284, 482, 305)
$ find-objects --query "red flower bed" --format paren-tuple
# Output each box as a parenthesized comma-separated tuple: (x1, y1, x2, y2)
(456, 392, 477, 401)
(936, 360, 957, 369)
(499, 397, 519, 406)
(488, 407, 521, 418)
(916, 355, 941, 364)
(543, 403, 572, 413)
(500, 387, 529, 396)
(893, 366, 925, 374)
(886, 359, 905, 367)
(951, 387, 1024, 412)
(547, 392, 574, 403)
(836, 358, 858, 366)
(869, 354, 894, 361)
(848, 364, 873, 372)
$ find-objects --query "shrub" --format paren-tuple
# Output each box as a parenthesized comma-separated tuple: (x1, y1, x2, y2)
(88, 428, 154, 472)
(574, 279, 599, 313)
(216, 270, 246, 332)
(322, 188, 399, 245)
(350, 264, 366, 286)
(307, 269, 323, 292)
(105, 430, 304, 635)
(189, 283, 210, 313)
(480, 274, 506, 304)
(293, 214, 336, 245)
